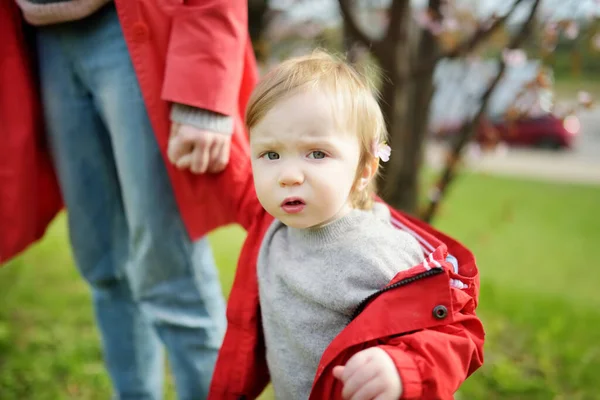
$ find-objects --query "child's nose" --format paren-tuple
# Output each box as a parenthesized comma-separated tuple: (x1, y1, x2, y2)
(278, 166, 304, 187)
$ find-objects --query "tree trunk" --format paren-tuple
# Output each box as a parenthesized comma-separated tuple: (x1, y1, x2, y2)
(379, 73, 418, 213)
(248, 0, 269, 62)
(339, 0, 440, 215)
(404, 17, 439, 214)
(377, 2, 440, 215)
(338, 0, 537, 219)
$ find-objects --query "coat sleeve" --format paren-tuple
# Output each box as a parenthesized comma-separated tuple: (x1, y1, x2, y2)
(378, 311, 484, 400)
(161, 0, 248, 116)
(158, 0, 261, 233)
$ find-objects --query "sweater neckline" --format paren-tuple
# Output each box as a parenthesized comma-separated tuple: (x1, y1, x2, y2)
(287, 210, 367, 247)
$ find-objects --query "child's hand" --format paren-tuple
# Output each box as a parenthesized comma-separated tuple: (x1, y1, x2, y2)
(332, 347, 402, 400)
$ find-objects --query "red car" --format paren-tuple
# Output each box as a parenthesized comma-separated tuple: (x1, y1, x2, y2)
(433, 113, 580, 150)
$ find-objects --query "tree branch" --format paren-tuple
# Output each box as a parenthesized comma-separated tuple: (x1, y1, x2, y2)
(338, 0, 381, 53)
(447, 0, 526, 58)
(421, 0, 542, 223)
(411, 0, 526, 78)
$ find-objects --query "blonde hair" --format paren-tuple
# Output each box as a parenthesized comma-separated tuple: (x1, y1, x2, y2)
(246, 50, 387, 210)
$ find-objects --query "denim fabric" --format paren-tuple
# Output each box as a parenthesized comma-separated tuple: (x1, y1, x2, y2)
(35, 4, 226, 399)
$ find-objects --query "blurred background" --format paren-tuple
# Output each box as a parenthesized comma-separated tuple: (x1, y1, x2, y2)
(2, 0, 599, 399)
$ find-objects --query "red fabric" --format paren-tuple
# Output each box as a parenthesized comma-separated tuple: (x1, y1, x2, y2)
(0, 1, 62, 263)
(0, 0, 258, 262)
(115, 0, 259, 241)
(209, 196, 485, 400)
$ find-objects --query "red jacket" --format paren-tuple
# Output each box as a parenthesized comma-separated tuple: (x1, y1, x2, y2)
(0, 0, 257, 262)
(208, 185, 485, 399)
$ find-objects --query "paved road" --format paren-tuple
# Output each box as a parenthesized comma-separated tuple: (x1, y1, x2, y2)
(425, 109, 600, 185)
(574, 108, 600, 163)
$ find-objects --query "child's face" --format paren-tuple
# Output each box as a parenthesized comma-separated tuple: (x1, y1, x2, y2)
(250, 89, 363, 229)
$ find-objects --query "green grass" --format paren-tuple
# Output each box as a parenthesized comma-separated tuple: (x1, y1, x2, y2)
(430, 173, 600, 400)
(554, 78, 600, 102)
(1, 173, 599, 399)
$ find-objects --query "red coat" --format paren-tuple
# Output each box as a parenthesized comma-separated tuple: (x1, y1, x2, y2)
(209, 187, 485, 399)
(0, 0, 257, 262)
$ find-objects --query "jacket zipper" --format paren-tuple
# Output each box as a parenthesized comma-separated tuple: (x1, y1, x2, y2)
(349, 267, 445, 322)
(240, 268, 446, 399)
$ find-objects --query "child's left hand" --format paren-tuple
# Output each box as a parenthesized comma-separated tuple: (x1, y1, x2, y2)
(332, 347, 402, 400)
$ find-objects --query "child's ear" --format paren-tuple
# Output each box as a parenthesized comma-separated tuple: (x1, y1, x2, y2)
(357, 157, 379, 191)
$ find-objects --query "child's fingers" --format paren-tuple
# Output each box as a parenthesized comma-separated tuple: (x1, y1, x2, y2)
(333, 366, 345, 380)
(341, 350, 373, 382)
(341, 364, 379, 400)
(373, 394, 393, 400)
(348, 376, 384, 400)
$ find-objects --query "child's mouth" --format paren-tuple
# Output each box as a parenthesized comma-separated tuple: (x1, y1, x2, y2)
(281, 198, 306, 214)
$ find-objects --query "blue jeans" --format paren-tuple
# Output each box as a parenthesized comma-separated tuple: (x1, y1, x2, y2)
(35, 4, 226, 399)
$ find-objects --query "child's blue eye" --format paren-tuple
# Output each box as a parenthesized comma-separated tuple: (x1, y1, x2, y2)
(264, 151, 279, 160)
(308, 151, 326, 160)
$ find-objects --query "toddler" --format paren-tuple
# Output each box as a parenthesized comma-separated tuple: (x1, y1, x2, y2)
(248, 51, 426, 399)
(170, 50, 484, 400)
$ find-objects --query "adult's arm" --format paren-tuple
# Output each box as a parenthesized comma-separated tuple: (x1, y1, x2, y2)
(162, 0, 248, 117)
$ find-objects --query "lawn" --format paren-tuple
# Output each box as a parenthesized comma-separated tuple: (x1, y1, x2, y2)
(554, 78, 600, 102)
(1, 172, 599, 399)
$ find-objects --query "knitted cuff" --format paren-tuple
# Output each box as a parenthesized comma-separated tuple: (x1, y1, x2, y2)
(15, 0, 112, 26)
(170, 103, 234, 136)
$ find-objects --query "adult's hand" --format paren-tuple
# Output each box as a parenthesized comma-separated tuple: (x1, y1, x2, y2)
(168, 122, 231, 174)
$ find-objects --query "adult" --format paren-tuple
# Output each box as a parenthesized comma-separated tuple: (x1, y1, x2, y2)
(1, 1, 257, 398)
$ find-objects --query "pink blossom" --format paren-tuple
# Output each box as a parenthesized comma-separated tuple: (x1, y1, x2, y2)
(545, 22, 558, 36)
(578, 91, 592, 105)
(414, 9, 443, 35)
(414, 10, 432, 28)
(502, 48, 527, 67)
(371, 140, 391, 162)
(564, 21, 579, 39)
(376, 143, 391, 162)
(443, 17, 459, 32)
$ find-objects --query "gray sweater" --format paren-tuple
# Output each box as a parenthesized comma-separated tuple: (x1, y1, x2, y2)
(257, 204, 425, 399)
